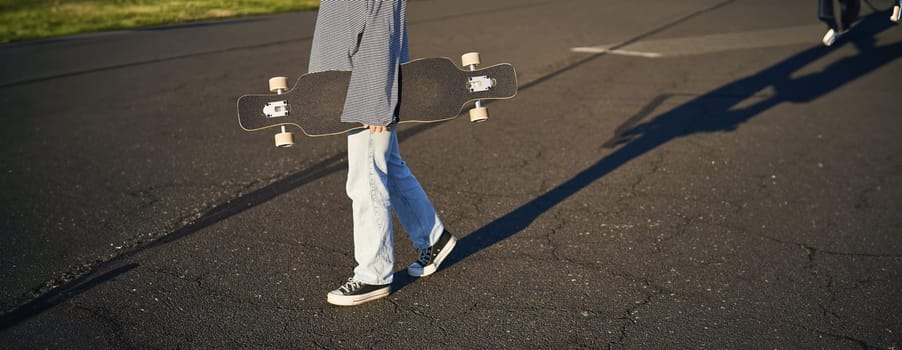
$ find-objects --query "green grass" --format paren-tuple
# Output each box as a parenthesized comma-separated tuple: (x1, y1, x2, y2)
(0, 0, 321, 43)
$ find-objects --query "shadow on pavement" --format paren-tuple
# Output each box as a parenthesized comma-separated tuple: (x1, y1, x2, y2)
(0, 264, 138, 331)
(3, 9, 898, 326)
(423, 11, 901, 288)
(0, 122, 437, 329)
(0, 0, 733, 326)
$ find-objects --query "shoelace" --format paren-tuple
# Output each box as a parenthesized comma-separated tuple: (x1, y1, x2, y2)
(416, 246, 433, 265)
(339, 278, 364, 293)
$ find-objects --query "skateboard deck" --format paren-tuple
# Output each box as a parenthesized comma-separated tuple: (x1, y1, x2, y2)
(237, 55, 517, 143)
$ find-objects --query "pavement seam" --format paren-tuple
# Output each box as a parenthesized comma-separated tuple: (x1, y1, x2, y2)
(0, 0, 563, 89)
(0, 156, 339, 326)
(71, 304, 137, 350)
(789, 322, 875, 350)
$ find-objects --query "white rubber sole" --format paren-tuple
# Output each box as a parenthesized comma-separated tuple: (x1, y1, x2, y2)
(822, 28, 837, 47)
(326, 287, 390, 306)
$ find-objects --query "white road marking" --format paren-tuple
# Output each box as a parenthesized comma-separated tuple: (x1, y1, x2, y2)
(572, 24, 824, 58)
(570, 47, 663, 58)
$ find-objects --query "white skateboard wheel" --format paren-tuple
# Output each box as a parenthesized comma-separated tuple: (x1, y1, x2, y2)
(892, 5, 901, 23)
(274, 131, 294, 148)
(269, 77, 288, 92)
(469, 106, 488, 123)
(461, 52, 481, 67)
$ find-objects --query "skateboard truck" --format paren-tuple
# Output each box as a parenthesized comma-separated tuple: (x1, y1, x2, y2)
(263, 100, 290, 118)
(467, 76, 495, 92)
(268, 77, 294, 148)
(461, 52, 489, 123)
(238, 55, 516, 139)
(892, 5, 901, 23)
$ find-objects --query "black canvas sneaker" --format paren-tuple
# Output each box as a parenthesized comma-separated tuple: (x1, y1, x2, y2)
(326, 278, 390, 306)
(822, 28, 846, 47)
(407, 230, 457, 277)
(892, 3, 901, 23)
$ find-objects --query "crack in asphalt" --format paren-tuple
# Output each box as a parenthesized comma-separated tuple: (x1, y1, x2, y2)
(72, 305, 137, 350)
(0, 0, 562, 89)
(791, 322, 877, 350)
(0, 151, 347, 327)
(604, 270, 673, 348)
(9, 2, 899, 348)
(762, 235, 902, 260)
(760, 234, 899, 348)
(2, 0, 743, 323)
(625, 152, 668, 198)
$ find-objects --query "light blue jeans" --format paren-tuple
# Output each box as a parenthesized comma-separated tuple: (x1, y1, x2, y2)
(346, 128, 445, 285)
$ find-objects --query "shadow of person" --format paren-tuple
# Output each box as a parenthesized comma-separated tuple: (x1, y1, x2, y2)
(0, 264, 139, 330)
(0, 123, 444, 327)
(397, 11, 901, 289)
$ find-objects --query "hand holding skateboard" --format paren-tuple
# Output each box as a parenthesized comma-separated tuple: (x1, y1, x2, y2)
(237, 52, 518, 147)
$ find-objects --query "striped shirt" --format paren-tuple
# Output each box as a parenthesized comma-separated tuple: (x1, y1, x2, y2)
(308, 0, 410, 126)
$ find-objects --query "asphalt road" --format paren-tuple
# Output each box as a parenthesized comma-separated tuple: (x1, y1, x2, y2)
(2, 0, 901, 348)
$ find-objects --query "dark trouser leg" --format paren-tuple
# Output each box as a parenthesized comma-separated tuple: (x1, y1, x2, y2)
(839, 0, 861, 29)
(818, 0, 839, 30)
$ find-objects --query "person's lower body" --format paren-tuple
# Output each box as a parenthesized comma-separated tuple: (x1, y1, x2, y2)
(326, 127, 456, 306)
(818, 0, 861, 46)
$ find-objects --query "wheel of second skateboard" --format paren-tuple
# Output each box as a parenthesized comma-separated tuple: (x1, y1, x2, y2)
(461, 52, 481, 67)
(893, 5, 901, 23)
(469, 107, 488, 123)
(269, 77, 289, 92)
(274, 131, 294, 148)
